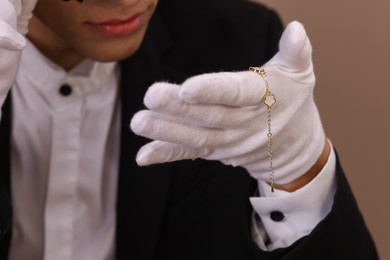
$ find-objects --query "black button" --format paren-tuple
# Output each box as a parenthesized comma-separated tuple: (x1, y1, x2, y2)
(270, 211, 285, 222)
(59, 84, 73, 96)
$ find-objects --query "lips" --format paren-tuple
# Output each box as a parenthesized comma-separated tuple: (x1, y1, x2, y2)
(87, 11, 148, 37)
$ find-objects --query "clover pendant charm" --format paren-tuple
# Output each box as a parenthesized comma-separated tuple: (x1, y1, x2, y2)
(264, 92, 276, 108)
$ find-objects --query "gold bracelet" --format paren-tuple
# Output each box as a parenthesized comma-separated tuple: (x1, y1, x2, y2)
(249, 67, 276, 192)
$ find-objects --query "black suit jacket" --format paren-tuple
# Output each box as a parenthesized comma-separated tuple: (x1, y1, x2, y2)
(0, 0, 378, 259)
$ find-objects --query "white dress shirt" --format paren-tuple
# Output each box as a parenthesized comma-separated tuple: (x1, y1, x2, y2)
(1, 40, 337, 260)
(9, 40, 120, 260)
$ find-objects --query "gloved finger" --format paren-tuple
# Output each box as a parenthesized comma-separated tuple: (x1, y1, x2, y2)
(266, 21, 313, 73)
(178, 71, 267, 106)
(0, 0, 17, 27)
(20, 0, 38, 13)
(8, 0, 21, 19)
(135, 141, 210, 166)
(130, 110, 243, 148)
(0, 21, 26, 50)
(144, 82, 262, 128)
(18, 0, 38, 34)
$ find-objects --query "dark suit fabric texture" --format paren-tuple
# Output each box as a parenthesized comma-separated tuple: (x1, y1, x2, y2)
(0, 0, 378, 259)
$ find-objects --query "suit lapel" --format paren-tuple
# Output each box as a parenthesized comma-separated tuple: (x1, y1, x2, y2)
(0, 95, 11, 193)
(115, 13, 188, 260)
(0, 94, 12, 256)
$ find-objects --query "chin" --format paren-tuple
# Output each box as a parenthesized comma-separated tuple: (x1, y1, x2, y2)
(84, 38, 144, 63)
(87, 46, 139, 62)
(82, 50, 134, 62)
(91, 52, 135, 62)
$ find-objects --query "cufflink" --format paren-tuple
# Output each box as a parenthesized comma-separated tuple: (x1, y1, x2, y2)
(270, 211, 285, 222)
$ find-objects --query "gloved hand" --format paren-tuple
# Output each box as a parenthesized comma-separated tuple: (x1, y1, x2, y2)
(0, 0, 37, 118)
(130, 21, 326, 185)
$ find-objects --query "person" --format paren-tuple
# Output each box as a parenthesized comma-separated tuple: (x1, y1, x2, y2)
(0, 0, 378, 259)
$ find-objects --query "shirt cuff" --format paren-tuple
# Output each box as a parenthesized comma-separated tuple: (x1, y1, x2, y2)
(249, 144, 337, 251)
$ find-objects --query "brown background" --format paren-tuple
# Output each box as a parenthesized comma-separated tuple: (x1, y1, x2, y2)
(255, 0, 389, 258)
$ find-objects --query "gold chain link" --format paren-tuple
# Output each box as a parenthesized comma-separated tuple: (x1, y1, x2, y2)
(249, 67, 276, 192)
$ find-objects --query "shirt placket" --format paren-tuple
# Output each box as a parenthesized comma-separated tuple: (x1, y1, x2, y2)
(43, 100, 83, 260)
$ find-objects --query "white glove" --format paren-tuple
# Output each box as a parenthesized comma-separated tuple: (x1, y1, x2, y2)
(0, 0, 37, 119)
(130, 21, 325, 185)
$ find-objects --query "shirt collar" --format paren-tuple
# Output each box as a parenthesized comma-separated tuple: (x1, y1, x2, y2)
(19, 39, 117, 109)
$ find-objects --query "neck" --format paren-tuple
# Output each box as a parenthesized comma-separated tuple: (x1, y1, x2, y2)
(27, 16, 85, 71)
